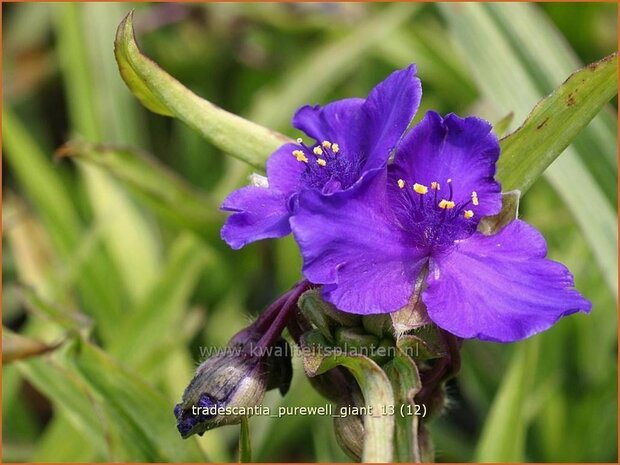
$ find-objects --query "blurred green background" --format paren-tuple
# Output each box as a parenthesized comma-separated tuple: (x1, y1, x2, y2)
(2, 2, 617, 462)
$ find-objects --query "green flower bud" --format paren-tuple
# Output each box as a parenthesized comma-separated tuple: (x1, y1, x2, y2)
(299, 289, 361, 331)
(333, 391, 365, 461)
(334, 410, 364, 461)
(335, 327, 380, 351)
(362, 313, 393, 338)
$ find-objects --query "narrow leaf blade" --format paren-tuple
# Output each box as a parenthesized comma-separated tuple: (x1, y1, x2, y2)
(498, 53, 618, 193)
(114, 11, 291, 169)
(57, 141, 219, 232)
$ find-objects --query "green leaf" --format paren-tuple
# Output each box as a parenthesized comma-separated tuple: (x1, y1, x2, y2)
(114, 11, 290, 169)
(108, 233, 212, 368)
(57, 141, 219, 233)
(2, 107, 126, 341)
(33, 415, 98, 461)
(486, 3, 617, 197)
(54, 2, 164, 305)
(497, 53, 617, 194)
(78, 164, 163, 303)
(2, 108, 83, 253)
(474, 339, 540, 461)
(3, 329, 61, 363)
(70, 340, 206, 462)
(17, 348, 112, 459)
(492, 112, 514, 138)
(82, 2, 146, 147)
(53, 2, 101, 141)
(383, 349, 423, 462)
(440, 2, 617, 296)
(301, 333, 395, 463)
(17, 286, 93, 334)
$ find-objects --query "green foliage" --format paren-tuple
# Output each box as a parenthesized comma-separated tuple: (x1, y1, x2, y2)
(115, 11, 290, 169)
(57, 142, 219, 234)
(301, 338, 396, 463)
(3, 3, 617, 463)
(498, 53, 617, 196)
(474, 339, 539, 461)
(441, 3, 617, 298)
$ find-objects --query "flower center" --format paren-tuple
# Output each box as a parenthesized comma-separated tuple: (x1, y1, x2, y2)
(291, 139, 361, 193)
(393, 178, 478, 252)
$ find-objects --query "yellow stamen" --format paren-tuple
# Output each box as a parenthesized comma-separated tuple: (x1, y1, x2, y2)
(413, 183, 428, 195)
(331, 143, 339, 153)
(438, 199, 455, 209)
(317, 158, 327, 166)
(313, 147, 323, 155)
(397, 179, 406, 189)
(464, 210, 474, 219)
(321, 141, 332, 149)
(430, 181, 440, 190)
(471, 191, 479, 206)
(292, 150, 308, 163)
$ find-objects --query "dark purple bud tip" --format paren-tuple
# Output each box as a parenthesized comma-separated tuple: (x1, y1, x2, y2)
(174, 394, 220, 439)
(174, 332, 292, 438)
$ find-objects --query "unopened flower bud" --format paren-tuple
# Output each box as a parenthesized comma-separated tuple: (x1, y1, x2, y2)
(334, 410, 364, 461)
(299, 289, 361, 331)
(362, 313, 392, 338)
(174, 349, 267, 438)
(333, 390, 365, 461)
(335, 327, 379, 351)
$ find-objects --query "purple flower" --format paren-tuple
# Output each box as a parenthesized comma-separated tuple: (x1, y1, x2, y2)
(291, 111, 591, 342)
(221, 65, 422, 249)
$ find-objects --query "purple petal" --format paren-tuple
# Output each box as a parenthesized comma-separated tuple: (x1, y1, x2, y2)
(292, 98, 365, 159)
(221, 186, 291, 249)
(423, 220, 591, 342)
(266, 143, 307, 194)
(292, 65, 422, 174)
(359, 64, 422, 170)
(291, 170, 427, 314)
(392, 111, 501, 218)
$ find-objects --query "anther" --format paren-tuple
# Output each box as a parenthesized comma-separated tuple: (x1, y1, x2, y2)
(464, 210, 474, 219)
(331, 143, 340, 153)
(431, 181, 440, 190)
(397, 179, 406, 189)
(292, 150, 308, 163)
(317, 158, 327, 167)
(321, 141, 332, 149)
(438, 199, 455, 209)
(313, 147, 323, 156)
(413, 183, 428, 195)
(471, 191, 479, 206)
